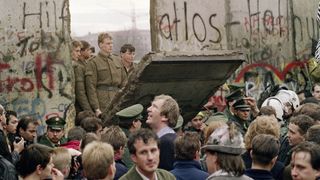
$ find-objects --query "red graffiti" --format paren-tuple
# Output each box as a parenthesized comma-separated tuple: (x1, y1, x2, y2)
(235, 60, 308, 82)
(0, 77, 34, 92)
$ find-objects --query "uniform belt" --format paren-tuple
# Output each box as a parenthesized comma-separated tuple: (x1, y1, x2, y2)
(97, 85, 120, 91)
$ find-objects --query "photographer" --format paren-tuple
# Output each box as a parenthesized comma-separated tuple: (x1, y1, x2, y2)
(14, 116, 38, 148)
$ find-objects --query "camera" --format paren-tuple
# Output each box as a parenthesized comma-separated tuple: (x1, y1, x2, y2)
(14, 136, 22, 143)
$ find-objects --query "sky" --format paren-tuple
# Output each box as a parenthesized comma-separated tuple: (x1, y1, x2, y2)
(70, 0, 150, 36)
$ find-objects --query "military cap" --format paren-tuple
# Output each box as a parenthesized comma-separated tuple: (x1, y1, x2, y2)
(233, 98, 250, 111)
(116, 104, 144, 121)
(204, 112, 228, 126)
(228, 83, 245, 92)
(225, 89, 244, 101)
(174, 115, 184, 130)
(46, 116, 66, 130)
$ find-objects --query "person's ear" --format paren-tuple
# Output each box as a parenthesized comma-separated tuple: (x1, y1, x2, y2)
(131, 154, 137, 163)
(250, 150, 253, 158)
(36, 165, 43, 175)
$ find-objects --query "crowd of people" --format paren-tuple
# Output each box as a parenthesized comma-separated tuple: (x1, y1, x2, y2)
(1, 31, 320, 180)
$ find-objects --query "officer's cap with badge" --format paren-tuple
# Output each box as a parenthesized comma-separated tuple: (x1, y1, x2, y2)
(116, 104, 144, 122)
(233, 98, 251, 111)
(225, 83, 245, 102)
(46, 116, 66, 130)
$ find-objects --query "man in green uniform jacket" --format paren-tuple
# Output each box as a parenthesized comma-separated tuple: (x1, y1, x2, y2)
(85, 32, 126, 117)
(38, 116, 67, 148)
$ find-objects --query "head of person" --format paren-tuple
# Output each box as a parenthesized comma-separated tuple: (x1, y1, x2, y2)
(127, 128, 160, 177)
(5, 110, 18, 134)
(75, 110, 95, 126)
(80, 117, 104, 138)
(174, 132, 201, 161)
(251, 134, 280, 169)
(101, 126, 127, 158)
(244, 115, 280, 150)
(291, 141, 320, 180)
(312, 83, 320, 101)
(80, 40, 92, 60)
(233, 98, 251, 121)
(204, 120, 227, 144)
(202, 122, 246, 175)
(288, 115, 315, 147)
(68, 126, 86, 141)
(116, 104, 143, 132)
(294, 103, 320, 123)
(258, 106, 277, 118)
(190, 112, 205, 131)
(17, 116, 38, 142)
(120, 44, 135, 64)
(98, 32, 113, 54)
(0, 104, 6, 130)
(72, 40, 82, 61)
(46, 116, 66, 144)
(16, 144, 54, 179)
(306, 124, 320, 145)
(147, 94, 179, 130)
(52, 147, 72, 178)
(80, 132, 100, 152)
(173, 115, 184, 136)
(82, 141, 116, 180)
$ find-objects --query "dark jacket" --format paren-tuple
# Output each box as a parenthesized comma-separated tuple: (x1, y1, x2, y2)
(245, 169, 275, 180)
(0, 155, 18, 180)
(115, 159, 128, 180)
(242, 151, 284, 180)
(170, 160, 209, 180)
(277, 136, 292, 166)
(159, 133, 177, 171)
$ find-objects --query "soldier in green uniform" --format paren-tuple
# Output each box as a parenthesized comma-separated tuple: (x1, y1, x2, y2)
(74, 40, 93, 114)
(115, 104, 144, 169)
(120, 44, 138, 78)
(38, 116, 67, 148)
(85, 32, 126, 117)
(228, 98, 252, 135)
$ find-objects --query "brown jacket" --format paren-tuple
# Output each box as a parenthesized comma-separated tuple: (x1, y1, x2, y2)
(85, 52, 126, 111)
(74, 60, 92, 112)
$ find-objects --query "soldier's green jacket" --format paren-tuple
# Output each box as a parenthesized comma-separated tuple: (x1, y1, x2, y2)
(119, 166, 176, 180)
(37, 135, 67, 148)
(85, 52, 126, 111)
(74, 60, 92, 112)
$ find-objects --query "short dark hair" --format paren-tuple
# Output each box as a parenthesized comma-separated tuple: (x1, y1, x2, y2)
(68, 127, 86, 141)
(81, 117, 103, 133)
(292, 141, 320, 170)
(127, 128, 159, 155)
(289, 115, 315, 135)
(5, 110, 17, 125)
(16, 116, 37, 133)
(80, 40, 90, 51)
(16, 144, 53, 177)
(306, 125, 320, 145)
(80, 133, 99, 151)
(120, 44, 135, 53)
(251, 134, 280, 165)
(174, 132, 200, 160)
(294, 103, 320, 122)
(312, 83, 320, 92)
(75, 110, 95, 126)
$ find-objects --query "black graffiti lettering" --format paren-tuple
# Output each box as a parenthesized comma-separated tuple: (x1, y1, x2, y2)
(173, 2, 180, 41)
(159, 14, 173, 40)
(263, 10, 274, 34)
(192, 13, 206, 42)
(184, 1, 188, 40)
(209, 14, 222, 43)
(22, 2, 42, 29)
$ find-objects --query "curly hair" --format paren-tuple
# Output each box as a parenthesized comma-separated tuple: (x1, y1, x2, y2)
(244, 115, 280, 150)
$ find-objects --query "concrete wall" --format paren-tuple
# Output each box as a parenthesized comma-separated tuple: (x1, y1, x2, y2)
(0, 0, 73, 123)
(151, 0, 319, 97)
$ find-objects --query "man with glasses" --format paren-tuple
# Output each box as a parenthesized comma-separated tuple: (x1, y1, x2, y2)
(38, 116, 67, 148)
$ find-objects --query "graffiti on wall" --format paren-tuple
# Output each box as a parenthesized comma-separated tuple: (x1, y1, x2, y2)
(0, 0, 73, 120)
